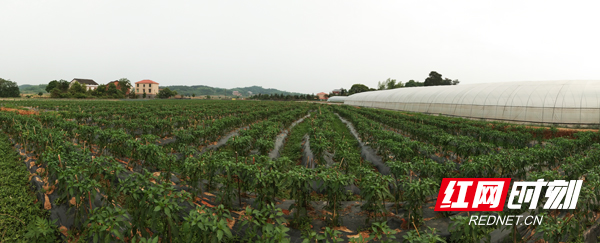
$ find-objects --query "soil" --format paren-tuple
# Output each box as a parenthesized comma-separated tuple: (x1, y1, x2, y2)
(0, 107, 39, 115)
(524, 126, 598, 139)
(524, 125, 598, 132)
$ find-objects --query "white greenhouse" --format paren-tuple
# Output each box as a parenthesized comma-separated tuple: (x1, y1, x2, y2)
(344, 80, 600, 126)
(327, 96, 348, 103)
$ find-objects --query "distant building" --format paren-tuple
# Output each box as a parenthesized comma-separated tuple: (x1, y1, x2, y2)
(135, 80, 159, 98)
(317, 92, 328, 101)
(106, 80, 131, 94)
(70, 78, 98, 91)
(247, 91, 253, 96)
(232, 91, 242, 97)
(332, 89, 342, 95)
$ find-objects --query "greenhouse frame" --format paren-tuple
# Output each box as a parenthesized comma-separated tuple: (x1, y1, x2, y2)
(344, 80, 600, 126)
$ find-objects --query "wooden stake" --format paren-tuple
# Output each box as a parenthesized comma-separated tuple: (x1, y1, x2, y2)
(413, 222, 420, 237)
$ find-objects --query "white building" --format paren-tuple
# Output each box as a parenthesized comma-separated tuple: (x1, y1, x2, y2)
(70, 78, 98, 91)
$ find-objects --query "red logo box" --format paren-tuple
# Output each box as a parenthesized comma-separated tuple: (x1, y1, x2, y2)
(434, 178, 511, 211)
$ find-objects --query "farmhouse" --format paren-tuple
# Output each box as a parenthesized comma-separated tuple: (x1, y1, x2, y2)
(70, 78, 98, 91)
(317, 92, 328, 101)
(135, 79, 159, 98)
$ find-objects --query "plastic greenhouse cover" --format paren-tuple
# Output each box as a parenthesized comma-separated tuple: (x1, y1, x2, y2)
(328, 96, 348, 103)
(344, 80, 600, 125)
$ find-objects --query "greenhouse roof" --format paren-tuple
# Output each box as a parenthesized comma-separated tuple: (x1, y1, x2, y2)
(344, 80, 600, 125)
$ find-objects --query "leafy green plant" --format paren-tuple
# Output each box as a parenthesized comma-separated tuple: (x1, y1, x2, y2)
(301, 227, 342, 243)
(181, 205, 234, 243)
(256, 137, 274, 155)
(319, 168, 353, 226)
(251, 158, 285, 210)
(82, 206, 130, 243)
(286, 167, 315, 227)
(131, 236, 160, 243)
(360, 173, 393, 224)
(216, 159, 238, 209)
(403, 226, 447, 243)
(449, 214, 495, 243)
(369, 221, 397, 243)
(537, 212, 582, 243)
(240, 204, 290, 242)
(301, 230, 326, 243)
(24, 216, 59, 243)
(403, 178, 437, 227)
(228, 135, 253, 157)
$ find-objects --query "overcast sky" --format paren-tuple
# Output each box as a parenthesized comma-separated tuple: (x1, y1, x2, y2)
(2, 0, 600, 94)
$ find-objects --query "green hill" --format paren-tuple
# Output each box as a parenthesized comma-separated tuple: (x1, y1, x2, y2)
(19, 84, 304, 97)
(161, 85, 304, 97)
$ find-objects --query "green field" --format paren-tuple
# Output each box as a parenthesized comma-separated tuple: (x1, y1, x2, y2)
(0, 99, 599, 242)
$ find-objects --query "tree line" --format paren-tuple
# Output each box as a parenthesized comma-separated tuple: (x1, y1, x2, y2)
(45, 79, 135, 99)
(331, 71, 460, 97)
(44, 79, 178, 99)
(249, 93, 319, 101)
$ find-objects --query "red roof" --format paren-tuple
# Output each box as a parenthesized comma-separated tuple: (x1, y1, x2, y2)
(135, 79, 159, 84)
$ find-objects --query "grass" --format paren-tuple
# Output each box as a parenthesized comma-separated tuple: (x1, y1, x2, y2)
(0, 132, 47, 241)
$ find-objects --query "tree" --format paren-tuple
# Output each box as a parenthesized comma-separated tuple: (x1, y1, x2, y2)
(46, 79, 70, 94)
(424, 71, 443, 86)
(386, 79, 395, 89)
(389, 78, 402, 89)
(118, 78, 132, 94)
(0, 78, 20, 97)
(69, 81, 87, 94)
(377, 78, 403, 90)
(46, 80, 58, 93)
(329, 88, 348, 97)
(192, 93, 196, 97)
(50, 88, 62, 98)
(107, 83, 119, 96)
(92, 84, 106, 97)
(405, 80, 424, 87)
(143, 92, 147, 98)
(128, 89, 137, 99)
(158, 88, 177, 99)
(68, 82, 88, 99)
(424, 71, 459, 86)
(340, 88, 348, 96)
(58, 80, 70, 91)
(38, 92, 43, 97)
(349, 84, 370, 95)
